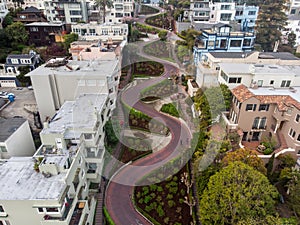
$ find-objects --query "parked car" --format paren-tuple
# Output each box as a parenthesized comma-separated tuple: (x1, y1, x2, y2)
(27, 86, 33, 90)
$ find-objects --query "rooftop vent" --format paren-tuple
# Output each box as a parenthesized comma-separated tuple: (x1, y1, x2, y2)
(45, 58, 68, 67)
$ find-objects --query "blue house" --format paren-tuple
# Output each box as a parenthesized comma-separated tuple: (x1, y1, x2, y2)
(193, 24, 255, 63)
(235, 4, 259, 32)
(5, 50, 41, 74)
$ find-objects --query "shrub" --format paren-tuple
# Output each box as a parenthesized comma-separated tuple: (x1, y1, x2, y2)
(157, 186, 163, 192)
(150, 184, 157, 191)
(157, 205, 165, 217)
(164, 217, 170, 224)
(167, 194, 173, 199)
(161, 103, 180, 117)
(142, 186, 149, 195)
(168, 200, 176, 208)
(144, 195, 152, 204)
(264, 148, 273, 155)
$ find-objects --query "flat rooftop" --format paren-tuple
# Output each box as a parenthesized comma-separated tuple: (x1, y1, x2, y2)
(0, 117, 26, 142)
(25, 22, 65, 27)
(209, 52, 255, 59)
(41, 94, 107, 139)
(0, 157, 66, 200)
(219, 63, 300, 76)
(258, 52, 300, 60)
(250, 86, 300, 103)
(26, 58, 119, 78)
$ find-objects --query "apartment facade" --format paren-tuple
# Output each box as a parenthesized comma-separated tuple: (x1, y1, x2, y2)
(193, 24, 255, 63)
(27, 40, 124, 121)
(14, 6, 47, 24)
(0, 117, 35, 159)
(223, 84, 300, 155)
(0, 92, 110, 225)
(104, 0, 135, 24)
(234, 4, 258, 32)
(71, 22, 128, 41)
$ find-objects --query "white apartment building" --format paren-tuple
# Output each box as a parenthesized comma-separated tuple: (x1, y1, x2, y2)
(282, 14, 300, 46)
(195, 51, 300, 88)
(0, 0, 9, 28)
(0, 117, 35, 159)
(104, 0, 135, 24)
(0, 93, 110, 225)
(27, 39, 125, 121)
(218, 63, 300, 89)
(71, 22, 128, 41)
(209, 1, 236, 23)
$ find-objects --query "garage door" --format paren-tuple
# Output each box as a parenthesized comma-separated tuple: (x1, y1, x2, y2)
(0, 80, 16, 87)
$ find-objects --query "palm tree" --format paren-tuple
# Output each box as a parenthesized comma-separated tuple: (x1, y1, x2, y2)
(94, 0, 114, 23)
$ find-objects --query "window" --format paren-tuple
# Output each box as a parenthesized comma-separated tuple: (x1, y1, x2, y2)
(86, 80, 96, 86)
(246, 104, 256, 111)
(230, 40, 242, 47)
(248, 11, 256, 15)
(220, 39, 227, 48)
(221, 4, 230, 10)
(220, 13, 232, 21)
(0, 206, 4, 212)
(208, 40, 214, 47)
(243, 39, 251, 46)
(289, 128, 296, 138)
(257, 80, 263, 87)
(37, 207, 44, 213)
(221, 71, 228, 82)
(30, 27, 38, 32)
(46, 208, 59, 213)
(286, 108, 293, 115)
(296, 114, 300, 122)
(270, 80, 274, 85)
(281, 80, 291, 87)
(84, 133, 93, 140)
(252, 117, 259, 129)
(291, 9, 296, 14)
(78, 80, 85, 86)
(228, 77, 242, 83)
(297, 134, 300, 142)
(259, 104, 269, 111)
(259, 117, 266, 129)
(0, 146, 7, 152)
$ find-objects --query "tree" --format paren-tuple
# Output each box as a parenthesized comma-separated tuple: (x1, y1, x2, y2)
(287, 170, 300, 217)
(158, 30, 168, 41)
(287, 32, 296, 48)
(17, 66, 31, 86)
(5, 22, 28, 44)
(255, 0, 288, 51)
(104, 119, 120, 147)
(200, 162, 278, 225)
(222, 148, 267, 174)
(94, 0, 114, 23)
(63, 33, 78, 50)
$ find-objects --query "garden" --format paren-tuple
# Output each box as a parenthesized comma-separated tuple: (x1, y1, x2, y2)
(123, 104, 169, 135)
(145, 13, 172, 30)
(135, 23, 160, 34)
(131, 61, 164, 79)
(140, 79, 178, 100)
(120, 136, 152, 163)
(139, 5, 159, 15)
(160, 102, 180, 118)
(143, 41, 175, 62)
(134, 166, 193, 225)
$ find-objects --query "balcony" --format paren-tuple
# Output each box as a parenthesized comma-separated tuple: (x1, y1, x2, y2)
(69, 201, 88, 225)
(42, 199, 74, 224)
(222, 112, 238, 131)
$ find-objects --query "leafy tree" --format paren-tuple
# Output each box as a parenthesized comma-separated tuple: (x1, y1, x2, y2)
(104, 119, 120, 147)
(180, 29, 202, 50)
(2, 13, 14, 28)
(287, 32, 296, 48)
(158, 30, 168, 41)
(200, 162, 278, 225)
(63, 33, 78, 50)
(0, 29, 10, 48)
(94, 0, 114, 23)
(255, 0, 288, 51)
(267, 153, 275, 180)
(222, 148, 267, 174)
(5, 22, 28, 44)
(17, 66, 31, 86)
(287, 170, 300, 217)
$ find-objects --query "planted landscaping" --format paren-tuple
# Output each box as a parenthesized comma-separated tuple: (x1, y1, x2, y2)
(120, 136, 152, 163)
(160, 102, 180, 117)
(144, 41, 175, 62)
(141, 79, 178, 99)
(135, 23, 160, 34)
(139, 5, 159, 15)
(145, 13, 172, 29)
(134, 166, 193, 225)
(132, 61, 164, 78)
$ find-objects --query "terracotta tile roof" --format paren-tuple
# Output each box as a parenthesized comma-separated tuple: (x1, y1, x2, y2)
(231, 85, 300, 111)
(231, 84, 255, 102)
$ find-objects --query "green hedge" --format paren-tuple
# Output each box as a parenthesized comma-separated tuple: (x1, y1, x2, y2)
(103, 207, 116, 225)
(161, 103, 180, 117)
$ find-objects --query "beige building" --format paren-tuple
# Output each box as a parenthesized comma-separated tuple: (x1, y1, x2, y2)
(27, 41, 123, 121)
(0, 117, 35, 159)
(0, 93, 109, 225)
(223, 84, 300, 157)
